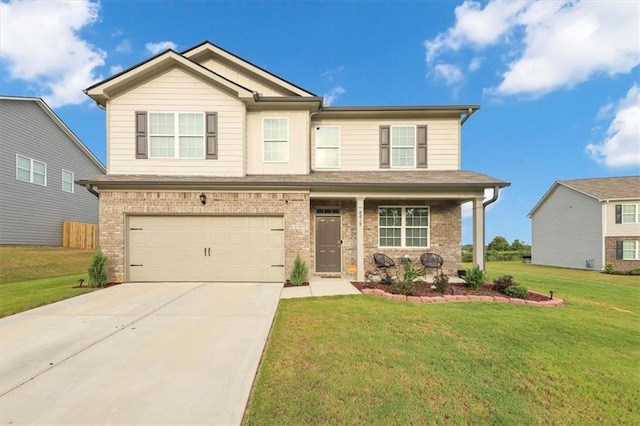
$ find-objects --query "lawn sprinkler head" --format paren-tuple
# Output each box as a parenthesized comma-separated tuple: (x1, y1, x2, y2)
(78, 278, 85, 287)
(549, 290, 554, 300)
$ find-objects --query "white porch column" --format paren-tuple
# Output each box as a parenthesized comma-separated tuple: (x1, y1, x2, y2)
(356, 197, 365, 281)
(472, 197, 485, 270)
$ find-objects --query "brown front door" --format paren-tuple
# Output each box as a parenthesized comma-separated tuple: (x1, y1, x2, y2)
(315, 215, 341, 273)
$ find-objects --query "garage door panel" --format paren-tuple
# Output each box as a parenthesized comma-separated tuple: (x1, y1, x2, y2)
(128, 216, 284, 282)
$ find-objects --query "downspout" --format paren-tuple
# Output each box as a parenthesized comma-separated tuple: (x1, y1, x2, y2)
(84, 183, 99, 198)
(460, 107, 476, 126)
(480, 186, 500, 269)
(601, 200, 608, 270)
(309, 110, 321, 173)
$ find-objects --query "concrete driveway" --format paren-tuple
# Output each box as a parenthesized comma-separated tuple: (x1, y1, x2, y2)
(0, 282, 282, 425)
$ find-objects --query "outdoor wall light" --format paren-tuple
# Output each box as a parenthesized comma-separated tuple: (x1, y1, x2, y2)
(199, 193, 207, 205)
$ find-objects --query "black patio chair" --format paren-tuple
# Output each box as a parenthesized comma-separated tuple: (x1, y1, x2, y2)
(420, 253, 444, 276)
(373, 253, 396, 282)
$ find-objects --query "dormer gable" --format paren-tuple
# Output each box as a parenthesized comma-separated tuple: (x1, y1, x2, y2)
(182, 41, 316, 98)
(85, 49, 255, 108)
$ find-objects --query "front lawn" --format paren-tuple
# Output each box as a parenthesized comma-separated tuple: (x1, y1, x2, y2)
(0, 246, 96, 317)
(244, 262, 639, 424)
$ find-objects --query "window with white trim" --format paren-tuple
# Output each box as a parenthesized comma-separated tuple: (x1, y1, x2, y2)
(622, 204, 640, 223)
(62, 170, 74, 193)
(315, 126, 340, 168)
(379, 207, 429, 248)
(263, 118, 288, 163)
(391, 126, 416, 168)
(148, 112, 205, 158)
(16, 155, 46, 186)
(622, 241, 640, 260)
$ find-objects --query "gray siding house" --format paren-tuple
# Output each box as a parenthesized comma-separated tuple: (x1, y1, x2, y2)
(528, 176, 640, 271)
(0, 96, 105, 245)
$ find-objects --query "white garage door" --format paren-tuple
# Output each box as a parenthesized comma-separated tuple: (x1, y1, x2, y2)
(128, 216, 284, 282)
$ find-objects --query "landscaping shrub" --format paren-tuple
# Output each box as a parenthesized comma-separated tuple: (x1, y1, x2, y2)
(390, 280, 417, 296)
(289, 253, 308, 286)
(504, 285, 528, 299)
(401, 262, 424, 283)
(433, 273, 449, 294)
(462, 265, 486, 291)
(88, 249, 108, 288)
(603, 263, 615, 274)
(493, 275, 516, 293)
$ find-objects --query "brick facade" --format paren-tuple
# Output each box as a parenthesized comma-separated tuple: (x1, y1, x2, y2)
(99, 190, 310, 283)
(605, 236, 640, 271)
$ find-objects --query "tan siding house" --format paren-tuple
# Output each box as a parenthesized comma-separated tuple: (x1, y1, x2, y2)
(81, 41, 509, 283)
(529, 176, 640, 271)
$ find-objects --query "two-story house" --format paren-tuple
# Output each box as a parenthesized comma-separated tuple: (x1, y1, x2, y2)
(80, 41, 509, 283)
(528, 176, 640, 271)
(0, 96, 106, 246)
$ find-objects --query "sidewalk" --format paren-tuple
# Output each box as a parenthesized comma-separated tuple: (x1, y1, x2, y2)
(281, 277, 361, 299)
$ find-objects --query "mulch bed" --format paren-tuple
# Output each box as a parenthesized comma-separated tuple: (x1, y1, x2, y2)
(351, 281, 551, 302)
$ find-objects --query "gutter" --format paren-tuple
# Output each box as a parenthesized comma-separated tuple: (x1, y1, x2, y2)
(483, 185, 500, 208)
(84, 183, 100, 198)
(460, 107, 477, 126)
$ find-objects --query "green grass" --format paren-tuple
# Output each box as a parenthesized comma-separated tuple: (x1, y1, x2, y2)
(244, 262, 640, 425)
(0, 246, 97, 317)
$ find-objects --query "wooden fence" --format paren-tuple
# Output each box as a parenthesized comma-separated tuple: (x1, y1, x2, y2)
(62, 221, 98, 250)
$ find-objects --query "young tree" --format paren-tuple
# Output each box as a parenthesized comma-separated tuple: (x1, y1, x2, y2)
(487, 236, 510, 252)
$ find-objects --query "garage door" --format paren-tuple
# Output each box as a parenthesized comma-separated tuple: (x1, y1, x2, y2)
(128, 216, 284, 282)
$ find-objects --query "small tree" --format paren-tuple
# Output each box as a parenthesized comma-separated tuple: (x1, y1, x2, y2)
(289, 252, 308, 286)
(487, 236, 510, 252)
(88, 249, 108, 288)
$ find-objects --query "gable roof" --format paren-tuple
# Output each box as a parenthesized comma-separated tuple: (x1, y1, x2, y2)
(182, 41, 316, 97)
(85, 50, 255, 107)
(0, 95, 106, 173)
(528, 176, 640, 217)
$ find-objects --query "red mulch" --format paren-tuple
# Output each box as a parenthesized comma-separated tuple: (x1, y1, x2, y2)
(351, 281, 550, 302)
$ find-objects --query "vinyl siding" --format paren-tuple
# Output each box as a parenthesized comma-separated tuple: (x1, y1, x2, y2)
(108, 67, 245, 176)
(246, 110, 309, 174)
(0, 99, 103, 245)
(604, 200, 640, 237)
(310, 118, 460, 171)
(531, 185, 603, 270)
(196, 57, 293, 97)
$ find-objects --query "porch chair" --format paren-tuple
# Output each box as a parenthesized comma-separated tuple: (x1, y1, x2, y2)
(373, 253, 396, 281)
(420, 253, 444, 277)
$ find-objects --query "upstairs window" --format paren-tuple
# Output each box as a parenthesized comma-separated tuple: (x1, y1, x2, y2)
(62, 170, 74, 193)
(622, 204, 640, 223)
(378, 206, 429, 248)
(390, 126, 416, 168)
(148, 112, 205, 158)
(263, 118, 288, 163)
(16, 155, 46, 186)
(315, 126, 340, 168)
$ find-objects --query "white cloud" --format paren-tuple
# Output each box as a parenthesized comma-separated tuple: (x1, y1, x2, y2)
(586, 84, 640, 168)
(321, 66, 344, 82)
(110, 65, 124, 75)
(115, 39, 132, 53)
(425, 0, 640, 97)
(145, 41, 177, 55)
(324, 86, 345, 106)
(0, 0, 105, 107)
(461, 188, 501, 218)
(468, 57, 483, 72)
(434, 63, 464, 85)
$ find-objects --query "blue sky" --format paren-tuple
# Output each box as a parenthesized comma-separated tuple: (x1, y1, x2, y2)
(1, 0, 638, 244)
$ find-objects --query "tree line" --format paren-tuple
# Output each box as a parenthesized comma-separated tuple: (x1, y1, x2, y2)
(462, 236, 531, 262)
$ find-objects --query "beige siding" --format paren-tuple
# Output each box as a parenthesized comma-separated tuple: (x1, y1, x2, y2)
(605, 200, 640, 237)
(196, 58, 292, 97)
(108, 67, 245, 176)
(246, 110, 310, 174)
(310, 118, 460, 171)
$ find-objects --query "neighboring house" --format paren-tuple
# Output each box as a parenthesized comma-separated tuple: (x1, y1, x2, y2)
(0, 96, 106, 245)
(80, 41, 509, 283)
(528, 176, 640, 271)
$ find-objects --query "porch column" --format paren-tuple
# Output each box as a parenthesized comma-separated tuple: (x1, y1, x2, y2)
(472, 197, 485, 270)
(356, 197, 365, 281)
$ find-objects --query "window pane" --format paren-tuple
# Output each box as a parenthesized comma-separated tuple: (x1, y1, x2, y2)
(406, 208, 428, 226)
(392, 147, 414, 167)
(316, 148, 339, 168)
(316, 127, 339, 147)
(622, 205, 638, 223)
(380, 228, 401, 247)
(379, 208, 402, 226)
(264, 140, 287, 162)
(17, 156, 30, 169)
(391, 126, 415, 147)
(405, 228, 428, 247)
(150, 136, 175, 157)
(179, 136, 204, 158)
(149, 113, 174, 134)
(33, 173, 45, 186)
(179, 113, 204, 135)
(17, 168, 30, 182)
(264, 118, 287, 140)
(33, 161, 46, 174)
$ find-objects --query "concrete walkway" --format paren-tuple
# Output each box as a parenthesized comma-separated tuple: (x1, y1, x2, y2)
(0, 282, 282, 425)
(280, 277, 361, 299)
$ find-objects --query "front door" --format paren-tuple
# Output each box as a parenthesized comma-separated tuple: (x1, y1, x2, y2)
(315, 215, 341, 273)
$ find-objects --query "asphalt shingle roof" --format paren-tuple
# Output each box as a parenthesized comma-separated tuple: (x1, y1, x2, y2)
(560, 176, 640, 200)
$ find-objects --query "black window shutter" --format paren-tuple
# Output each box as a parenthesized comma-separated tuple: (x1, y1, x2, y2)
(135, 111, 148, 159)
(616, 240, 623, 260)
(417, 125, 428, 168)
(379, 125, 390, 168)
(615, 204, 622, 224)
(206, 112, 218, 159)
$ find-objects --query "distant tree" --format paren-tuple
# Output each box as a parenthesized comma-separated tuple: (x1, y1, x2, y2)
(511, 239, 526, 252)
(488, 236, 510, 252)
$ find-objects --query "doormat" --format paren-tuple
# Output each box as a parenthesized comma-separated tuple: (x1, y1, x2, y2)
(320, 274, 342, 278)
